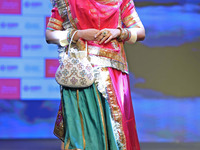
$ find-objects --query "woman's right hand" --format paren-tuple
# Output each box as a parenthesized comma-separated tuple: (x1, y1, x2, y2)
(74, 29, 99, 41)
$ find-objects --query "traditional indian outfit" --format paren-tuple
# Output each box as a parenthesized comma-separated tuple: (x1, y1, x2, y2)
(47, 0, 142, 149)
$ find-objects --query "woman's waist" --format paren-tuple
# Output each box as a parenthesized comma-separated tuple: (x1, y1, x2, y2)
(77, 39, 121, 52)
(75, 39, 123, 61)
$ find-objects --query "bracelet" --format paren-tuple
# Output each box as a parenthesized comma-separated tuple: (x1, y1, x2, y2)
(59, 29, 78, 47)
(117, 27, 130, 42)
(70, 29, 78, 43)
(59, 30, 69, 47)
(127, 30, 137, 44)
(67, 28, 72, 44)
(124, 29, 131, 41)
(117, 27, 124, 41)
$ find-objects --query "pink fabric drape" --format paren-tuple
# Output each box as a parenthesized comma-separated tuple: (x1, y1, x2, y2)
(68, 0, 120, 30)
(108, 68, 140, 150)
(68, 0, 122, 50)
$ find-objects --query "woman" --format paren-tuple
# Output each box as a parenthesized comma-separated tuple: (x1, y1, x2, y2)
(46, 0, 145, 150)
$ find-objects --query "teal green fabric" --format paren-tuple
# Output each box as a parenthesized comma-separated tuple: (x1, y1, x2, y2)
(62, 84, 118, 150)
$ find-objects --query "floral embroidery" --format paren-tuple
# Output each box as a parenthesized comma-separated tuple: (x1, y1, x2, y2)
(80, 78, 87, 85)
(77, 63, 84, 70)
(72, 58, 79, 64)
(56, 72, 62, 79)
(61, 79, 67, 84)
(62, 69, 69, 76)
(66, 62, 73, 69)
(80, 70, 86, 77)
(70, 77, 78, 85)
(71, 67, 78, 75)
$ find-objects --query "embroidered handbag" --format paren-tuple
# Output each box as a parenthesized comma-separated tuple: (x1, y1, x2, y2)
(55, 31, 94, 88)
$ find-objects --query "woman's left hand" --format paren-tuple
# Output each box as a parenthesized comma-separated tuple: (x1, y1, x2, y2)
(95, 28, 120, 44)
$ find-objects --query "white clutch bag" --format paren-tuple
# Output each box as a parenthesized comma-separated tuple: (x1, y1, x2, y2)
(55, 31, 94, 88)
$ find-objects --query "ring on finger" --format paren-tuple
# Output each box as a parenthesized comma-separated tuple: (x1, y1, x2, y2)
(102, 30, 109, 36)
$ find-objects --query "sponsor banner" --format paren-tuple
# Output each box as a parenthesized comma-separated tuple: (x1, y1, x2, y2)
(21, 78, 60, 100)
(45, 59, 59, 78)
(21, 37, 58, 58)
(0, 58, 44, 78)
(0, 15, 44, 36)
(0, 0, 21, 14)
(47, 44, 59, 57)
(0, 37, 21, 57)
(0, 79, 20, 99)
(22, 0, 52, 15)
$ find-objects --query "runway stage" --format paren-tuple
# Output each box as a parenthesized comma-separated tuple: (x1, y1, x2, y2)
(0, 139, 199, 150)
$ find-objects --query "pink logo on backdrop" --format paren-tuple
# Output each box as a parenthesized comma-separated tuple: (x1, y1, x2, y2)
(0, 0, 21, 14)
(0, 37, 21, 57)
(45, 59, 59, 77)
(0, 79, 20, 100)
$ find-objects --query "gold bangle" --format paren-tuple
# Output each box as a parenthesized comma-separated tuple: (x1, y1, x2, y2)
(117, 26, 122, 36)
(117, 27, 123, 41)
(127, 30, 137, 44)
(117, 27, 129, 41)
(70, 29, 78, 43)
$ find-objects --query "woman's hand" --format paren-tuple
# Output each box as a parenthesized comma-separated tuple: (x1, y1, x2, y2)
(95, 28, 121, 44)
(74, 29, 100, 41)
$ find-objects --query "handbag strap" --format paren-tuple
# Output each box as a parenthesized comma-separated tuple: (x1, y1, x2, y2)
(68, 30, 87, 57)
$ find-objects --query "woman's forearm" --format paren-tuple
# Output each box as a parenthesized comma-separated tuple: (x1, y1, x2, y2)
(45, 30, 69, 45)
(126, 20, 145, 44)
(45, 29, 99, 46)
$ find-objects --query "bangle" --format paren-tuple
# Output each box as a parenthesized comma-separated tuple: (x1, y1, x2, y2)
(117, 27, 129, 41)
(67, 28, 72, 44)
(70, 29, 78, 43)
(127, 30, 137, 44)
(117, 26, 124, 41)
(59, 30, 69, 47)
(117, 26, 122, 36)
(59, 29, 78, 47)
(124, 29, 131, 41)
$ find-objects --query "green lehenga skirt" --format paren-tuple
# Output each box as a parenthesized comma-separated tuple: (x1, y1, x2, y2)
(54, 68, 140, 150)
(61, 84, 118, 150)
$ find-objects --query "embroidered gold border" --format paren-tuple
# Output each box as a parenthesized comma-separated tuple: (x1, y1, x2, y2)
(125, 20, 136, 28)
(121, 0, 133, 14)
(47, 22, 63, 30)
(49, 17, 63, 26)
(53, 88, 65, 142)
(75, 40, 129, 73)
(89, 55, 128, 73)
(122, 12, 141, 28)
(64, 0, 78, 29)
(105, 68, 127, 149)
(88, 46, 124, 62)
(76, 90, 86, 149)
(65, 138, 70, 149)
(94, 68, 127, 149)
(122, 15, 134, 24)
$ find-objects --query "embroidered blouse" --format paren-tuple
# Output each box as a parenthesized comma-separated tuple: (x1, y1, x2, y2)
(47, 0, 142, 73)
